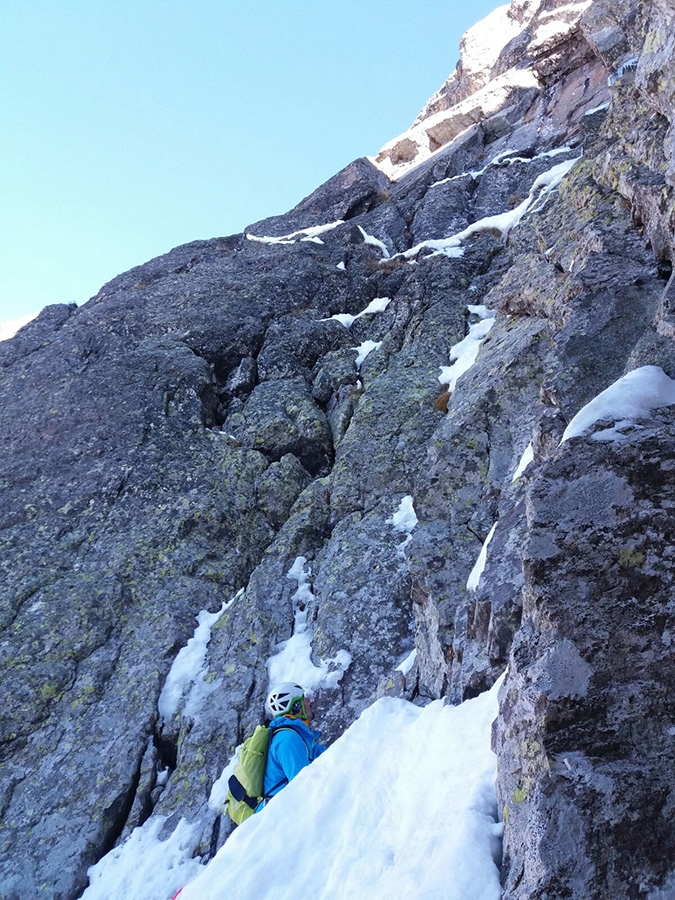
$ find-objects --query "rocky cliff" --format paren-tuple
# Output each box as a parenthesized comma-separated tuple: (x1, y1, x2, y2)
(2, 0, 675, 896)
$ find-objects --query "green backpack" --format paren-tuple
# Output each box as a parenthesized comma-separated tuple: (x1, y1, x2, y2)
(226, 724, 293, 825)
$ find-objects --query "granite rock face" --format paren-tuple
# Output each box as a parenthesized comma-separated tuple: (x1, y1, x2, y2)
(495, 417, 675, 898)
(1, 0, 675, 897)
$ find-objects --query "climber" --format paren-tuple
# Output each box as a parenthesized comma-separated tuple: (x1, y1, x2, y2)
(260, 682, 327, 806)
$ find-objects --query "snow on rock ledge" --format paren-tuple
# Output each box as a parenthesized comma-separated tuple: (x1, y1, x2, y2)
(561, 365, 675, 443)
(373, 0, 601, 181)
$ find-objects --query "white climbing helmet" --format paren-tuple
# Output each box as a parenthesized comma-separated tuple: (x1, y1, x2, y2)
(265, 682, 306, 718)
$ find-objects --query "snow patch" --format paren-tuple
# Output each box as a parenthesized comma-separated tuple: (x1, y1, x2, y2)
(246, 219, 344, 245)
(430, 149, 515, 187)
(583, 100, 610, 116)
(158, 590, 242, 722)
(561, 366, 675, 443)
(467, 523, 498, 592)
(386, 495, 418, 559)
(323, 295, 391, 329)
(512, 442, 534, 481)
(439, 306, 496, 391)
(357, 225, 391, 259)
(467, 304, 497, 319)
(353, 340, 382, 370)
(386, 495, 418, 534)
(266, 557, 351, 691)
(81, 816, 202, 900)
(498, 146, 574, 166)
(329, 313, 357, 328)
(395, 648, 417, 676)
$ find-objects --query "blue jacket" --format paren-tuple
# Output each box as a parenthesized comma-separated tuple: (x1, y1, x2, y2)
(262, 716, 326, 800)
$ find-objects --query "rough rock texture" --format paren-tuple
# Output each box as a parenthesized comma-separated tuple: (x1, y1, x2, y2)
(494, 416, 675, 898)
(2, 0, 675, 897)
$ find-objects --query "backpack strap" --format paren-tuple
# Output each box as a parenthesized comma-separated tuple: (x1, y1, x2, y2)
(227, 774, 259, 810)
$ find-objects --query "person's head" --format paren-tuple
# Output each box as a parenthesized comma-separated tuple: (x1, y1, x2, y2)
(265, 682, 312, 722)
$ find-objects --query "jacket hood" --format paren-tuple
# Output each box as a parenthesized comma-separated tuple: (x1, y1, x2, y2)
(269, 715, 321, 740)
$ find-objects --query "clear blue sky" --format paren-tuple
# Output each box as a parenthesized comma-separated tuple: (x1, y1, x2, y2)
(1, 1, 502, 321)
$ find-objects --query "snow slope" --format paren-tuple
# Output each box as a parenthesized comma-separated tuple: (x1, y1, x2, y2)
(83, 680, 503, 900)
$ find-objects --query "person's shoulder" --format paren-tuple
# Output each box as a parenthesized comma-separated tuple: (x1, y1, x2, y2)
(270, 717, 315, 742)
(270, 717, 304, 736)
